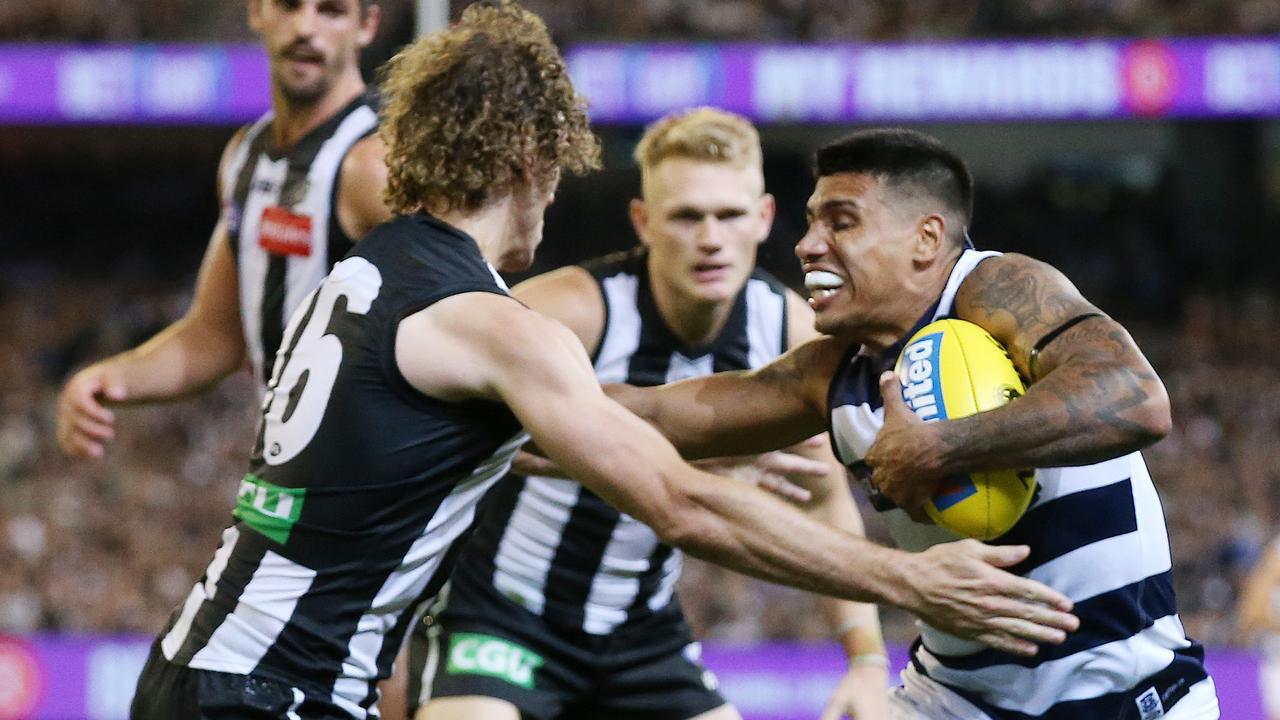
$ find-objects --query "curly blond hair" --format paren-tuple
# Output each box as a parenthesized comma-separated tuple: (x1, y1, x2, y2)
(379, 1, 601, 214)
(633, 107, 764, 196)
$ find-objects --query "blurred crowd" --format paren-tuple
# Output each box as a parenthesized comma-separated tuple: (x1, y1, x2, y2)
(0, 275, 256, 633)
(2, 0, 1278, 43)
(1, 157, 1278, 649)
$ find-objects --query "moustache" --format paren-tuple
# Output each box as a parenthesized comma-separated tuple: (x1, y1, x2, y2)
(281, 41, 323, 62)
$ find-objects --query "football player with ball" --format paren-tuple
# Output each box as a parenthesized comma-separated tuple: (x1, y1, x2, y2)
(610, 128, 1220, 718)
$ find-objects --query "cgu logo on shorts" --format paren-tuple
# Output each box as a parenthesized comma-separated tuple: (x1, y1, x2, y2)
(900, 332, 948, 422)
(446, 633, 544, 689)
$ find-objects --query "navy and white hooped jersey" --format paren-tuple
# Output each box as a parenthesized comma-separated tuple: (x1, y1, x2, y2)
(446, 248, 790, 635)
(158, 215, 526, 719)
(827, 249, 1211, 718)
(221, 92, 378, 386)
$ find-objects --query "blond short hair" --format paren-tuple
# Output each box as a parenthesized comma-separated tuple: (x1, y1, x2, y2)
(379, 1, 600, 215)
(633, 107, 764, 195)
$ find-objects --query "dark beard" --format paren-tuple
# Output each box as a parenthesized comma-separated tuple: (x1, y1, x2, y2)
(275, 68, 331, 107)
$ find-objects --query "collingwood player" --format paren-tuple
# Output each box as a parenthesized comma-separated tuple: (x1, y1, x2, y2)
(410, 108, 888, 720)
(608, 128, 1220, 718)
(130, 5, 1076, 719)
(57, 0, 390, 457)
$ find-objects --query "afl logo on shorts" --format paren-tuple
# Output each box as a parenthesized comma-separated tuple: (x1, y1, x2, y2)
(0, 639, 41, 719)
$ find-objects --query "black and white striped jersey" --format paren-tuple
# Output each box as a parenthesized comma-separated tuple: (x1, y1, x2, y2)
(221, 92, 378, 386)
(447, 248, 790, 635)
(827, 249, 1211, 717)
(157, 214, 527, 719)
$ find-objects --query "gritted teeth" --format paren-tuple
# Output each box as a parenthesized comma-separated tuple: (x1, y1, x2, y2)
(804, 270, 844, 290)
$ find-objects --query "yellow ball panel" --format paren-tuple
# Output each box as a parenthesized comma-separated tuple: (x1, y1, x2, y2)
(895, 319, 1037, 541)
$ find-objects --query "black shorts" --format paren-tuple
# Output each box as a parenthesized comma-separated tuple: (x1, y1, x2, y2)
(130, 641, 351, 720)
(406, 592, 726, 720)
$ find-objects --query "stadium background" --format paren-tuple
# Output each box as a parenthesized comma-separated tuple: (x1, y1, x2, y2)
(1, 0, 1279, 717)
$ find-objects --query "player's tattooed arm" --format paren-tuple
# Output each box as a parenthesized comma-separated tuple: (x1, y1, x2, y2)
(937, 253, 1171, 474)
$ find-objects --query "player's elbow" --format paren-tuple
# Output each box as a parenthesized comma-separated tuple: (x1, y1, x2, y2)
(648, 495, 722, 555)
(1127, 378, 1172, 448)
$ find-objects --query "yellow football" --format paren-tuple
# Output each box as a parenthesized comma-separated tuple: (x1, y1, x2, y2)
(893, 318, 1036, 540)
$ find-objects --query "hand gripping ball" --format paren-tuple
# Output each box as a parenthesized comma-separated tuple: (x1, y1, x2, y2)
(893, 319, 1036, 540)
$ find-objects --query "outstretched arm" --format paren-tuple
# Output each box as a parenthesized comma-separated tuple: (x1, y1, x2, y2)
(396, 292, 1078, 656)
(607, 334, 848, 459)
(867, 253, 1171, 509)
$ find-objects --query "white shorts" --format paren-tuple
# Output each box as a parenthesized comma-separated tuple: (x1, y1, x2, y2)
(889, 664, 1220, 719)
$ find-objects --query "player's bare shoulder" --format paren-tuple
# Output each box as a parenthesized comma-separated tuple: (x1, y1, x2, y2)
(337, 133, 392, 240)
(954, 252, 1096, 374)
(511, 265, 606, 353)
(396, 290, 539, 403)
(781, 287, 820, 348)
(216, 125, 254, 193)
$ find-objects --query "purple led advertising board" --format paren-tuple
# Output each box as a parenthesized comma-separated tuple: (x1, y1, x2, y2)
(0, 38, 1276, 125)
(0, 44, 269, 124)
(0, 635, 1266, 719)
(567, 37, 1280, 123)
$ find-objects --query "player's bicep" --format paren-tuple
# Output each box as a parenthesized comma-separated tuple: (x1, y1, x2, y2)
(395, 292, 541, 402)
(186, 220, 245, 346)
(470, 312, 692, 525)
(954, 253, 1103, 380)
(784, 289, 821, 348)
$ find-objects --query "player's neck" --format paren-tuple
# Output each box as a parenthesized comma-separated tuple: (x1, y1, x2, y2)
(648, 272, 733, 349)
(438, 196, 518, 268)
(860, 251, 963, 355)
(269, 73, 366, 150)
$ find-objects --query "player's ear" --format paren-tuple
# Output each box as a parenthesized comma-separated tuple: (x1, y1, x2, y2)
(755, 193, 776, 246)
(629, 198, 652, 248)
(248, 0, 263, 32)
(915, 214, 947, 263)
(357, 3, 381, 47)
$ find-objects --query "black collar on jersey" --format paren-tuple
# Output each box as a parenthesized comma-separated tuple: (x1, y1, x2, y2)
(266, 89, 380, 162)
(634, 249, 752, 359)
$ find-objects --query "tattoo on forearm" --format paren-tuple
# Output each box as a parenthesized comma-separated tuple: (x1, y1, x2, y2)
(942, 326, 1161, 469)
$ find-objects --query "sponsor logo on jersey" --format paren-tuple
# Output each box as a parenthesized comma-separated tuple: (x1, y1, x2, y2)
(259, 205, 313, 257)
(233, 473, 307, 544)
(900, 332, 947, 422)
(446, 633, 543, 689)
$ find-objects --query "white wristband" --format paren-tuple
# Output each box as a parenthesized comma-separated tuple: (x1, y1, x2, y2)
(848, 653, 890, 669)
